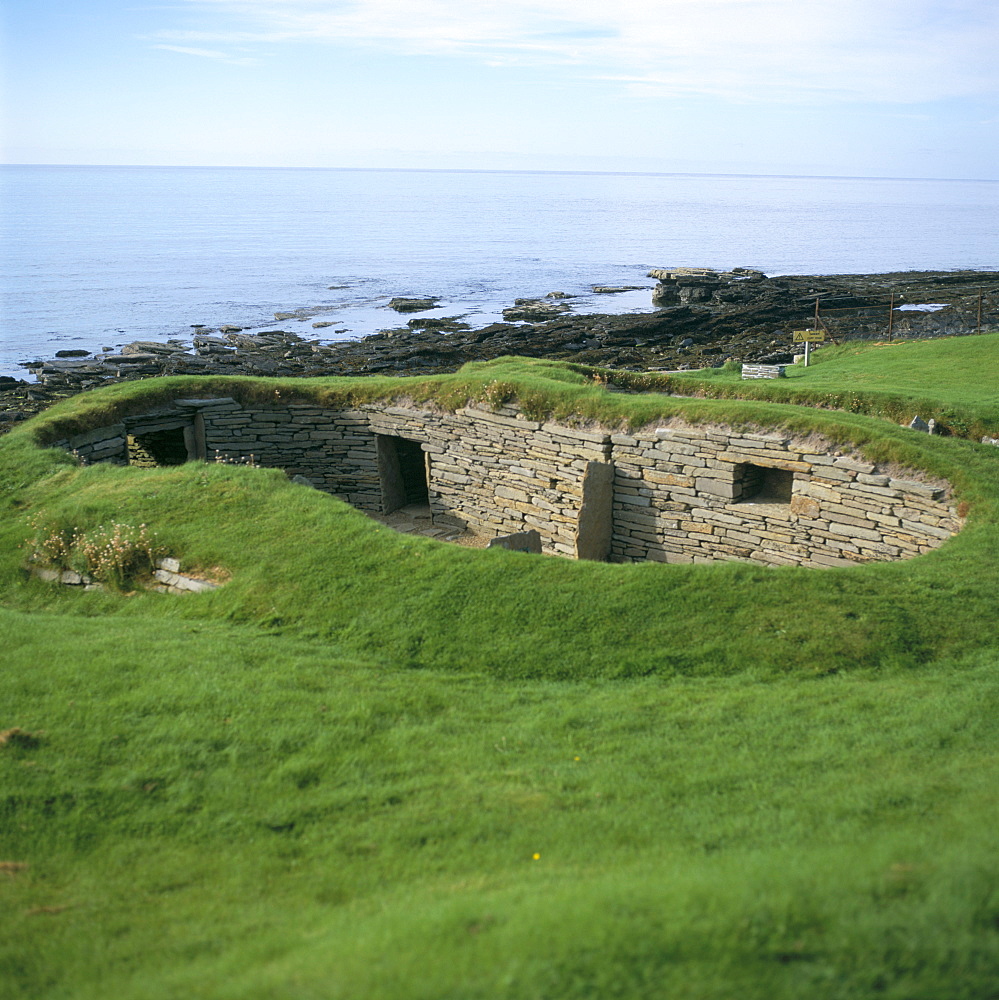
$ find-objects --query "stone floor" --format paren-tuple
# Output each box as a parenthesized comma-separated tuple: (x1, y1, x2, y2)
(365, 503, 489, 547)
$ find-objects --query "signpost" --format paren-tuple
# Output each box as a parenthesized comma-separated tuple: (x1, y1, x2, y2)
(792, 329, 825, 366)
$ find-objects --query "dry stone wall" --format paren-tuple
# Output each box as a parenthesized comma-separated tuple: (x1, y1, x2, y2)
(608, 425, 959, 567)
(365, 404, 613, 558)
(53, 396, 962, 567)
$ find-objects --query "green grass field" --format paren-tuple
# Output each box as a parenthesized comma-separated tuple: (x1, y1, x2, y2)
(588, 333, 999, 441)
(2, 336, 998, 998)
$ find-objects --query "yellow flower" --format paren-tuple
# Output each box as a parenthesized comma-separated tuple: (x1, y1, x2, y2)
(532, 853, 541, 861)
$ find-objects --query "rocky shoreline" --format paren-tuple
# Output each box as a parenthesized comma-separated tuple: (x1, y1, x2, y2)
(2, 268, 995, 430)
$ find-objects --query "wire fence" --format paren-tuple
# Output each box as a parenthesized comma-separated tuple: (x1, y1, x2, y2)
(805, 286, 997, 343)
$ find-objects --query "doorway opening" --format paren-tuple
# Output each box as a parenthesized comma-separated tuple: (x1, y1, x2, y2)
(128, 427, 190, 467)
(376, 435, 430, 513)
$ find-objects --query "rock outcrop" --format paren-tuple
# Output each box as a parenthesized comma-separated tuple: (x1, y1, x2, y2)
(3, 270, 995, 431)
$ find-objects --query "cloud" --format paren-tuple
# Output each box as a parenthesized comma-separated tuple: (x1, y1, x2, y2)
(152, 42, 258, 65)
(157, 0, 999, 103)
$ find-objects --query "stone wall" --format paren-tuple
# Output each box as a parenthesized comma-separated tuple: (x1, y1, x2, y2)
(608, 425, 959, 567)
(365, 404, 613, 558)
(53, 397, 962, 567)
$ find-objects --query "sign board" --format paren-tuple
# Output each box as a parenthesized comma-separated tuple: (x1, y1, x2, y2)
(792, 330, 826, 343)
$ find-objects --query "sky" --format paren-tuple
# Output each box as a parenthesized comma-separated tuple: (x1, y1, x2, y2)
(1, 0, 997, 178)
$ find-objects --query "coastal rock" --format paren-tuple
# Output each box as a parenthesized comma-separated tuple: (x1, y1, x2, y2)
(227, 332, 295, 349)
(502, 299, 571, 321)
(648, 267, 721, 280)
(102, 353, 162, 364)
(406, 316, 471, 332)
(650, 267, 770, 307)
(122, 341, 185, 356)
(387, 297, 439, 313)
(6, 270, 996, 433)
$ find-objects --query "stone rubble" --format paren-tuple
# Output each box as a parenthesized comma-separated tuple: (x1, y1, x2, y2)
(27, 556, 221, 594)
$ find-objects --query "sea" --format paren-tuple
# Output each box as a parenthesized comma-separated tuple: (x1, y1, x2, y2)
(1, 165, 997, 380)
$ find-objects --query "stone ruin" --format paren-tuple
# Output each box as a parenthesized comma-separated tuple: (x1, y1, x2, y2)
(52, 397, 963, 569)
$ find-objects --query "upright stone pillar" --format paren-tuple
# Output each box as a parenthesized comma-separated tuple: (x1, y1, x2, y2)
(575, 462, 614, 561)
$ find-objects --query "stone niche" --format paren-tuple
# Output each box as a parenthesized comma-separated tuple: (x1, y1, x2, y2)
(53, 398, 963, 568)
(734, 463, 794, 504)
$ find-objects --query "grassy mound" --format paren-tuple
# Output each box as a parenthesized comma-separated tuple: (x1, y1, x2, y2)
(2, 338, 998, 997)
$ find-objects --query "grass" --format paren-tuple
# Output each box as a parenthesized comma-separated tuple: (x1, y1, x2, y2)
(703, 336, 999, 405)
(3, 612, 998, 999)
(578, 333, 999, 441)
(2, 335, 999, 997)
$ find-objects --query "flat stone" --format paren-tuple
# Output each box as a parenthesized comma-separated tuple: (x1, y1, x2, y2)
(102, 353, 162, 364)
(387, 297, 439, 313)
(176, 577, 219, 593)
(790, 495, 821, 517)
(122, 342, 182, 356)
(488, 529, 543, 553)
(174, 398, 237, 410)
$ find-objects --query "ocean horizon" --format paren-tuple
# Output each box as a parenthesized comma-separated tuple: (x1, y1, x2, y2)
(9, 162, 999, 182)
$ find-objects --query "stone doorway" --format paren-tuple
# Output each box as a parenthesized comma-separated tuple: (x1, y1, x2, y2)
(376, 435, 430, 513)
(124, 410, 207, 468)
(128, 426, 190, 467)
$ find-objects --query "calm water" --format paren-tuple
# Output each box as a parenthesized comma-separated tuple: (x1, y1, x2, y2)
(1, 165, 996, 378)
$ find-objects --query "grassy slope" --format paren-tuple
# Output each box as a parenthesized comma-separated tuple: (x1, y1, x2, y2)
(2, 338, 999, 998)
(3, 612, 998, 1000)
(774, 336, 999, 407)
(587, 333, 999, 440)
